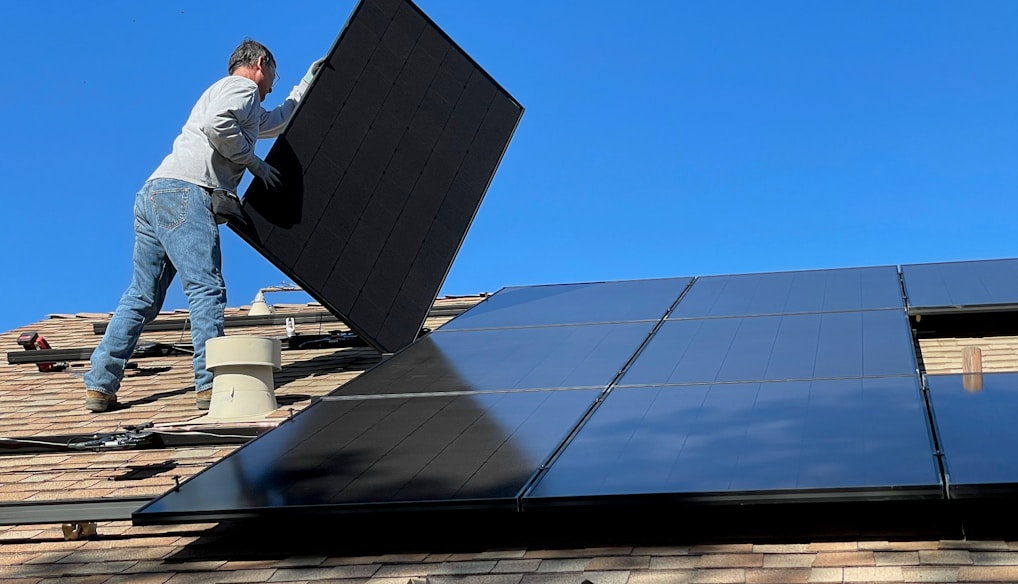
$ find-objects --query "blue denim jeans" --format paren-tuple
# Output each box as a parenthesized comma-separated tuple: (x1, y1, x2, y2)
(85, 178, 226, 395)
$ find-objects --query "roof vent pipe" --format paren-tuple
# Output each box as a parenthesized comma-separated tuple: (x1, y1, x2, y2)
(203, 336, 281, 420)
(248, 291, 273, 316)
(247, 285, 303, 316)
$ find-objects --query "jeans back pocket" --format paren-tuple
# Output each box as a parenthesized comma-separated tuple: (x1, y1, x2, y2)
(151, 187, 189, 230)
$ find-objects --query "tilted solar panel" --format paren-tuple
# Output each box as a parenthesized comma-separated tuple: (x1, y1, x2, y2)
(231, 0, 524, 353)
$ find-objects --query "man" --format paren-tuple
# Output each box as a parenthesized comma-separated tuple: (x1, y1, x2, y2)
(84, 39, 324, 412)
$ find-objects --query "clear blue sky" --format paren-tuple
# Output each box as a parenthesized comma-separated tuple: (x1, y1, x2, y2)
(3, 1, 1016, 334)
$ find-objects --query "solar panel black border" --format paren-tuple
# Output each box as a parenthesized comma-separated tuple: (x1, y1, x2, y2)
(231, 0, 524, 354)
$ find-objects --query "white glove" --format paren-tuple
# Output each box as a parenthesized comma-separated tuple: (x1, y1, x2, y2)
(303, 57, 327, 84)
(247, 156, 281, 190)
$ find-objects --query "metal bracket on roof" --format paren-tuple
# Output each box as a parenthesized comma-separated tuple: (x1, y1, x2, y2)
(91, 312, 344, 334)
(90, 303, 473, 335)
(6, 347, 92, 364)
(0, 498, 152, 526)
(6, 342, 193, 366)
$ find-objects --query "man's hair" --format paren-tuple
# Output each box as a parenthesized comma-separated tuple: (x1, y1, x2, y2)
(227, 39, 276, 74)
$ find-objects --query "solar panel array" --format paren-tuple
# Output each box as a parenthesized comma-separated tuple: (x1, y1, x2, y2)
(136, 277, 692, 521)
(526, 267, 941, 507)
(230, 0, 523, 354)
(140, 258, 1018, 524)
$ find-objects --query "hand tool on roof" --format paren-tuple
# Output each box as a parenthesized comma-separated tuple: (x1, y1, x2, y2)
(15, 332, 67, 372)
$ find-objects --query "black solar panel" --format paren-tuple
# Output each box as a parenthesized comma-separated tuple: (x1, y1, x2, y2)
(231, 0, 524, 353)
(901, 258, 1018, 315)
(438, 278, 692, 331)
(330, 322, 657, 396)
(926, 373, 1018, 498)
(134, 389, 601, 521)
(670, 266, 904, 319)
(618, 310, 917, 386)
(525, 377, 940, 505)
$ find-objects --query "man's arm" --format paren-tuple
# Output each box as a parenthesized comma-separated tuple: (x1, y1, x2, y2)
(201, 79, 261, 167)
(258, 58, 327, 138)
(257, 81, 306, 139)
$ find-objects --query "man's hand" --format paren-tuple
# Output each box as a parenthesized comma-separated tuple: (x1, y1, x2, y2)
(303, 57, 327, 84)
(247, 156, 281, 190)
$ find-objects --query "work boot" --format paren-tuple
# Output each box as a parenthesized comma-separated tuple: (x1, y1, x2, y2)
(195, 389, 213, 411)
(84, 390, 117, 412)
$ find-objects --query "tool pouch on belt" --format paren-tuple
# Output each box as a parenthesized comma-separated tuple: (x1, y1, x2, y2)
(211, 189, 245, 226)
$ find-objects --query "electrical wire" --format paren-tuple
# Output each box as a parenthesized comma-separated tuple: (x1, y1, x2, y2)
(151, 429, 255, 439)
(0, 437, 77, 448)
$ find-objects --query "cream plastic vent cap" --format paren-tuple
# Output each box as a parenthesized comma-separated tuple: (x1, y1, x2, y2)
(204, 336, 281, 421)
(248, 291, 273, 316)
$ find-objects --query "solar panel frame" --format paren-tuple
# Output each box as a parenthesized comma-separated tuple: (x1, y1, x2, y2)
(229, 0, 524, 354)
(901, 258, 1018, 315)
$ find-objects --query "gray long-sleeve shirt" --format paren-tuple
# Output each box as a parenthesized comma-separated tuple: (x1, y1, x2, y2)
(149, 75, 308, 193)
